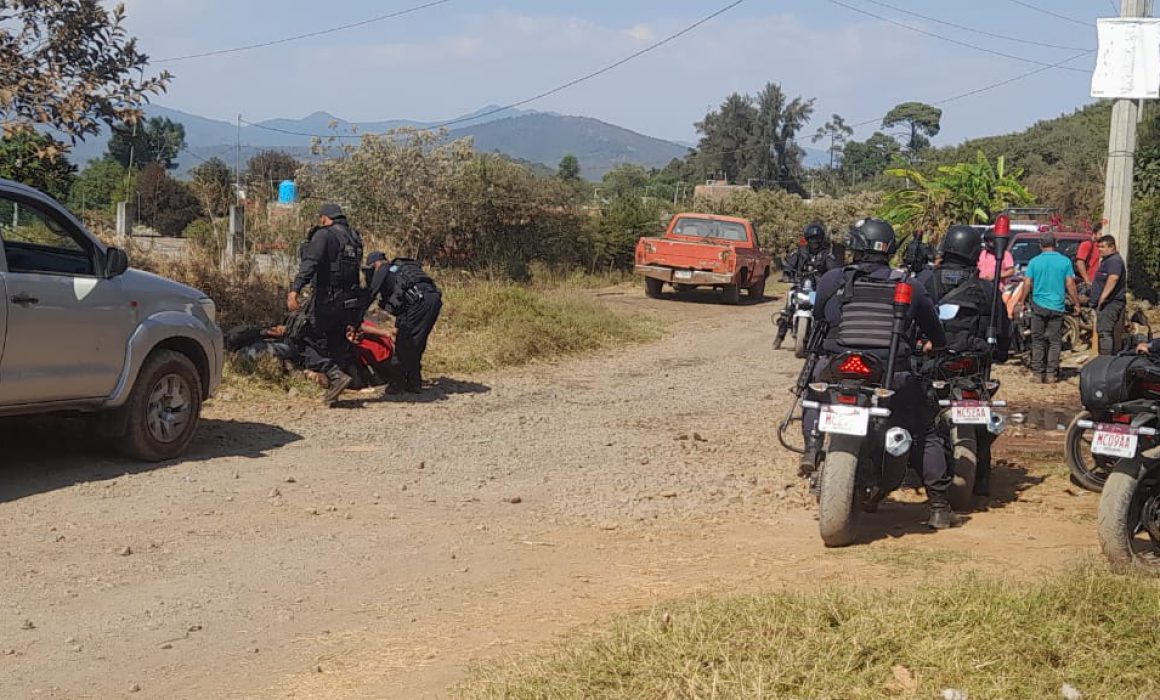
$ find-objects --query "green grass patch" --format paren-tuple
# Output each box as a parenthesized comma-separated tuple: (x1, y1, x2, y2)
(426, 281, 663, 375)
(458, 569, 1160, 699)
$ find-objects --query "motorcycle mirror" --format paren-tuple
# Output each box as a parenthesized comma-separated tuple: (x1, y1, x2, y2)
(938, 304, 960, 321)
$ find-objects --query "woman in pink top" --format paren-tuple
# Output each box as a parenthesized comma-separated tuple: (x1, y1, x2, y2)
(977, 246, 1014, 281)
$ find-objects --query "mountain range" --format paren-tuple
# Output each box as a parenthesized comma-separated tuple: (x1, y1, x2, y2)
(65, 105, 701, 180)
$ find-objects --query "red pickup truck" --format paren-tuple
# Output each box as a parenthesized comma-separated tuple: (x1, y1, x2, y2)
(633, 213, 772, 304)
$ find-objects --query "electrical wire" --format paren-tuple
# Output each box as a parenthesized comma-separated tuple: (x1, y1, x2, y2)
(1005, 0, 1092, 27)
(855, 0, 1091, 51)
(240, 0, 750, 140)
(155, 0, 455, 63)
(825, 0, 1088, 72)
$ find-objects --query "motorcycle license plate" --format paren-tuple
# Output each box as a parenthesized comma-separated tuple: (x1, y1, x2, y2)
(950, 401, 991, 425)
(674, 270, 693, 281)
(818, 405, 869, 437)
(1091, 424, 1139, 458)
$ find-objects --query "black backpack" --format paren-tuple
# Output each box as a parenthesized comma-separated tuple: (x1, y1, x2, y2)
(384, 257, 436, 312)
(1079, 355, 1155, 410)
(324, 223, 364, 312)
(835, 267, 903, 349)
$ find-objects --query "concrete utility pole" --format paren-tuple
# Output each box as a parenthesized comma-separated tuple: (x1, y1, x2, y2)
(1103, 0, 1150, 265)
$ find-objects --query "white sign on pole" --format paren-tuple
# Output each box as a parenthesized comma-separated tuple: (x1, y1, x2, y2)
(1092, 18, 1160, 99)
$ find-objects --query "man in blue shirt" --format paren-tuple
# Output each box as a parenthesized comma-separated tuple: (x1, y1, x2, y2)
(1018, 233, 1080, 383)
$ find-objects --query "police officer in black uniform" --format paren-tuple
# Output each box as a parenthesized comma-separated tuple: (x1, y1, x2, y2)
(288, 203, 364, 406)
(775, 223, 842, 349)
(915, 224, 1012, 496)
(364, 252, 442, 394)
(801, 218, 961, 529)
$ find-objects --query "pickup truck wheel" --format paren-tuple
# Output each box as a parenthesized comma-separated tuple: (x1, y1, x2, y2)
(748, 276, 767, 299)
(721, 284, 740, 305)
(645, 277, 664, 299)
(116, 350, 204, 462)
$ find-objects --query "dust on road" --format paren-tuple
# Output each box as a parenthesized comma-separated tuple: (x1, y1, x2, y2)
(0, 286, 1095, 699)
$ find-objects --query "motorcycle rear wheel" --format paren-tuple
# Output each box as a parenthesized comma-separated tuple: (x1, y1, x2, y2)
(818, 437, 860, 547)
(1066, 411, 1114, 492)
(949, 425, 978, 512)
(1098, 471, 1160, 572)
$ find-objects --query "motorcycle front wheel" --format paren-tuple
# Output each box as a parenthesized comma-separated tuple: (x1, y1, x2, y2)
(793, 316, 810, 359)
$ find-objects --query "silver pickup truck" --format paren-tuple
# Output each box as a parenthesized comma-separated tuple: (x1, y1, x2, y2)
(0, 179, 222, 461)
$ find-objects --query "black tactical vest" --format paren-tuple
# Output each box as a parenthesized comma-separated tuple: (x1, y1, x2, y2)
(931, 266, 989, 353)
(835, 268, 901, 349)
(325, 224, 364, 311)
(385, 258, 436, 313)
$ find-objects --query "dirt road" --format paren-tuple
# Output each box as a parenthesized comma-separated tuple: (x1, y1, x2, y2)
(0, 287, 1095, 699)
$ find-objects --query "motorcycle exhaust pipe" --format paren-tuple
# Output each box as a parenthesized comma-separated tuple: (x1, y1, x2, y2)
(884, 427, 913, 457)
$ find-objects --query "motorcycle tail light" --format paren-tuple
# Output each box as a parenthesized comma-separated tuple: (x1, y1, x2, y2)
(943, 357, 977, 373)
(837, 354, 873, 378)
(961, 390, 980, 400)
(837, 393, 859, 405)
(1113, 413, 1132, 424)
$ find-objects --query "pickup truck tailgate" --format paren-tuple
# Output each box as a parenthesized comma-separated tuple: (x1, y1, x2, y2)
(639, 238, 730, 271)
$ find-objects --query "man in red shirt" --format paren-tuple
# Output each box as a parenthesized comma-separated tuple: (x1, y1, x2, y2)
(1075, 222, 1104, 285)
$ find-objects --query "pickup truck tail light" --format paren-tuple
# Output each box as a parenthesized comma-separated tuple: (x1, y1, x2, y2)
(644, 242, 656, 254)
(719, 250, 732, 263)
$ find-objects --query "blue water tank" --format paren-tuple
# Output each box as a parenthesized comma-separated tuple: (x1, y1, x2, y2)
(277, 180, 297, 204)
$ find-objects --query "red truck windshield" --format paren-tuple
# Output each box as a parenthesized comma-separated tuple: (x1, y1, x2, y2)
(672, 217, 748, 242)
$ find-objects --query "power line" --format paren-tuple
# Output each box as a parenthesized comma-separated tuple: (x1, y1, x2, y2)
(155, 0, 455, 63)
(241, 0, 750, 140)
(856, 0, 1092, 51)
(824, 0, 1088, 73)
(1005, 0, 1091, 27)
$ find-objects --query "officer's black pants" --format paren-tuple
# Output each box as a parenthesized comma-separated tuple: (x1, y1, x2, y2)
(802, 366, 952, 496)
(1096, 299, 1125, 356)
(302, 315, 352, 376)
(394, 292, 443, 390)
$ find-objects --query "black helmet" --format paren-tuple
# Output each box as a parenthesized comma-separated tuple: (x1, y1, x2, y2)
(847, 218, 896, 255)
(940, 225, 983, 264)
(803, 223, 826, 241)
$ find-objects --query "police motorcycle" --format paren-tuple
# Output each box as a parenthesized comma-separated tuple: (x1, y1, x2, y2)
(775, 265, 819, 359)
(803, 280, 919, 547)
(913, 222, 1013, 510)
(1071, 351, 1160, 570)
(919, 343, 1006, 511)
(1066, 309, 1154, 492)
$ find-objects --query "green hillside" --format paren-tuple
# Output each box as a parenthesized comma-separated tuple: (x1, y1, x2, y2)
(932, 102, 1112, 219)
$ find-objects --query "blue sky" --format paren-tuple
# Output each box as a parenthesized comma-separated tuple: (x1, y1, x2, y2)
(120, 0, 1113, 145)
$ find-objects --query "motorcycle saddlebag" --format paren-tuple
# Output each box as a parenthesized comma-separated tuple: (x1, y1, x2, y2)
(1079, 355, 1152, 410)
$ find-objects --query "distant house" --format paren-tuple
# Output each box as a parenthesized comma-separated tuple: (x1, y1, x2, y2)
(694, 179, 753, 201)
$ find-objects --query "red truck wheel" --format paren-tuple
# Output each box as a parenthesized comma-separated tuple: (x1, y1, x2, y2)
(721, 284, 740, 305)
(645, 277, 664, 298)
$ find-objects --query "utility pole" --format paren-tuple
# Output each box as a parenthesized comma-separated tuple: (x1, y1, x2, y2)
(1103, 0, 1150, 265)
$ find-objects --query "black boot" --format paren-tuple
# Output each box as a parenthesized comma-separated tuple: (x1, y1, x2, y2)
(404, 368, 423, 394)
(927, 492, 965, 530)
(799, 436, 821, 478)
(323, 367, 353, 406)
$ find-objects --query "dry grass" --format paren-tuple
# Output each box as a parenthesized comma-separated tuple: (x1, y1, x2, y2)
(458, 569, 1160, 699)
(425, 281, 663, 375)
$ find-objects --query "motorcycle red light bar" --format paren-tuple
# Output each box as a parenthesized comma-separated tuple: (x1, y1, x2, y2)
(837, 394, 859, 405)
(1113, 413, 1132, 424)
(893, 282, 912, 306)
(994, 214, 1011, 239)
(838, 354, 873, 377)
